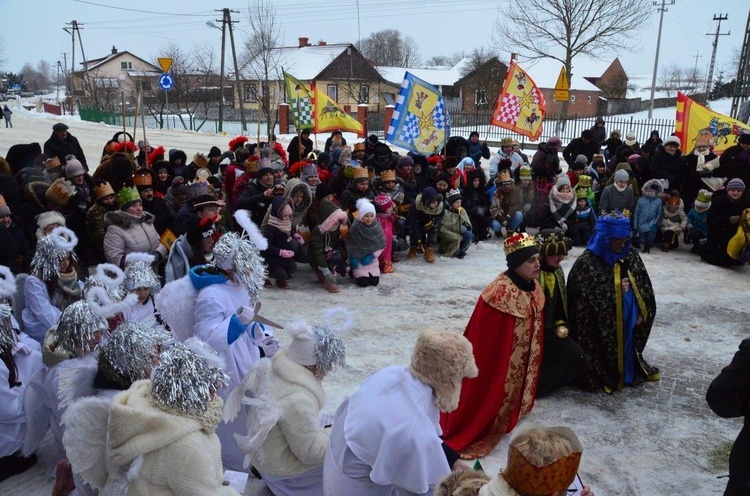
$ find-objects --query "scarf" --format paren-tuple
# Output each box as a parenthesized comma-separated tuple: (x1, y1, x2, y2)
(347, 218, 386, 258)
(549, 186, 576, 224)
(55, 270, 82, 310)
(694, 147, 709, 168)
(267, 215, 291, 234)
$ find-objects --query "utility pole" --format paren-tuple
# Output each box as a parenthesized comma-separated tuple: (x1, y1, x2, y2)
(730, 7, 750, 119)
(61, 53, 68, 93)
(65, 21, 86, 99)
(648, 0, 675, 119)
(225, 8, 247, 133)
(691, 51, 702, 87)
(215, 10, 227, 133)
(705, 14, 730, 97)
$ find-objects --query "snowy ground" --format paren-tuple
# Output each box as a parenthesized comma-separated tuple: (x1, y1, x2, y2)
(0, 108, 747, 495)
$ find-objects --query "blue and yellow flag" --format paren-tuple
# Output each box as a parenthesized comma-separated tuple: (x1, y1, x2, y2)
(386, 72, 451, 154)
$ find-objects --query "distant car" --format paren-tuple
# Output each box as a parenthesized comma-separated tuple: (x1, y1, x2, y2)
(34, 90, 45, 95)
(20, 91, 34, 98)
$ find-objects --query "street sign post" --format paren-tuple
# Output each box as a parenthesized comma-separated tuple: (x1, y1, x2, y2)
(158, 73, 175, 91)
(157, 57, 173, 73)
(554, 66, 570, 102)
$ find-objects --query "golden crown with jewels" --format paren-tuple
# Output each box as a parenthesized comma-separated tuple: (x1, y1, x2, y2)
(503, 232, 537, 256)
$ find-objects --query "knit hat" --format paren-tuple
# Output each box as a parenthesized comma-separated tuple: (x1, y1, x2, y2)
(373, 194, 393, 213)
(623, 131, 637, 146)
(45, 178, 76, 206)
(535, 229, 571, 256)
(581, 130, 593, 139)
(556, 175, 571, 189)
(301, 163, 319, 181)
(208, 146, 222, 158)
(315, 183, 333, 200)
(409, 330, 478, 413)
(285, 307, 350, 378)
(356, 198, 376, 218)
(116, 187, 142, 210)
(504, 232, 539, 270)
(63, 156, 86, 179)
(726, 178, 746, 191)
(271, 158, 285, 172)
(397, 155, 415, 168)
(0, 195, 9, 216)
(171, 176, 187, 196)
(547, 136, 562, 149)
(694, 189, 712, 210)
(519, 165, 532, 179)
(421, 187, 443, 206)
(614, 169, 629, 182)
(573, 155, 588, 168)
(627, 154, 641, 164)
(435, 172, 451, 188)
(187, 216, 217, 246)
(738, 133, 750, 145)
(663, 136, 681, 147)
(192, 152, 209, 169)
(446, 189, 462, 205)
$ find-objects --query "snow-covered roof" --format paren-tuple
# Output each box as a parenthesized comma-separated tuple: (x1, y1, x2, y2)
(82, 51, 159, 73)
(238, 44, 351, 80)
(521, 58, 602, 92)
(377, 58, 470, 87)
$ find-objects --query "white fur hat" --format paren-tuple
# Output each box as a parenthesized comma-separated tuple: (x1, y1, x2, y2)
(356, 198, 376, 218)
(35, 211, 66, 240)
(409, 330, 478, 413)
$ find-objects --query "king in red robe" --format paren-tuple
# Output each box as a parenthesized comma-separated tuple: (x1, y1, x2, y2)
(440, 232, 545, 459)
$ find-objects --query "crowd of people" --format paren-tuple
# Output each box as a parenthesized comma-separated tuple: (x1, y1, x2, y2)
(0, 118, 748, 496)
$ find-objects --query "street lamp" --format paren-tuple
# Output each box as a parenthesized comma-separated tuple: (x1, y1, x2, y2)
(207, 20, 225, 133)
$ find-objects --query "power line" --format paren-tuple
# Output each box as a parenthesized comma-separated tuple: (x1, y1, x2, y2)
(71, 0, 212, 17)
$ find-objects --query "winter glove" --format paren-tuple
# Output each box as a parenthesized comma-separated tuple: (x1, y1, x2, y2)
(350, 257, 361, 269)
(259, 335, 281, 358)
(522, 203, 532, 213)
(559, 221, 568, 232)
(459, 226, 468, 235)
(729, 215, 741, 225)
(293, 232, 305, 245)
(279, 249, 295, 258)
(236, 305, 256, 326)
(320, 267, 338, 285)
(361, 254, 375, 265)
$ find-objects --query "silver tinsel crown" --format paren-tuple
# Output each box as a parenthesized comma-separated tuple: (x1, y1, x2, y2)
(101, 323, 171, 383)
(150, 339, 229, 415)
(0, 304, 14, 354)
(287, 307, 351, 379)
(31, 226, 78, 281)
(211, 231, 266, 302)
(53, 300, 108, 355)
(123, 259, 161, 295)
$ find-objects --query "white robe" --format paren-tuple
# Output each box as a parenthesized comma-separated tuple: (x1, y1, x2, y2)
(194, 278, 261, 472)
(323, 366, 450, 496)
(0, 340, 44, 457)
(21, 275, 62, 344)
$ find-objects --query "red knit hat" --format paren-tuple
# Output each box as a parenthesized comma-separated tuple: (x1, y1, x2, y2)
(373, 194, 393, 213)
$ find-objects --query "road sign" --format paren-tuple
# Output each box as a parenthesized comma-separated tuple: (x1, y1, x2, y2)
(158, 73, 175, 91)
(554, 66, 570, 102)
(157, 57, 173, 73)
(12, 83, 22, 91)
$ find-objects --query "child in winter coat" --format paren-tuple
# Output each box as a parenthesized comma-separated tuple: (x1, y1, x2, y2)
(439, 190, 473, 258)
(660, 190, 688, 252)
(262, 196, 304, 289)
(570, 190, 596, 246)
(544, 176, 576, 233)
(309, 195, 349, 293)
(346, 199, 386, 287)
(515, 165, 539, 230)
(633, 179, 664, 253)
(374, 194, 397, 274)
(687, 189, 712, 254)
(490, 170, 522, 236)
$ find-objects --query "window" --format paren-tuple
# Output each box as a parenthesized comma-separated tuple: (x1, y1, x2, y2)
(243, 82, 257, 103)
(475, 87, 488, 106)
(491, 67, 500, 78)
(570, 94, 576, 102)
(359, 84, 369, 103)
(120, 61, 133, 70)
(327, 84, 338, 101)
(587, 95, 592, 104)
(93, 77, 120, 88)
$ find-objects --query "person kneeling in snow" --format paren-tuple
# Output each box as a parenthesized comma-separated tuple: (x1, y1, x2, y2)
(347, 199, 386, 287)
(323, 330, 478, 496)
(225, 308, 349, 496)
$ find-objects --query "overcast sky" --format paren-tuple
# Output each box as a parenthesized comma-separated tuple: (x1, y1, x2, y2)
(2, 0, 748, 85)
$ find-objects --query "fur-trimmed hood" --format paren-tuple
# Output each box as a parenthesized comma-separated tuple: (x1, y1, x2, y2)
(104, 210, 156, 230)
(25, 181, 51, 211)
(641, 179, 664, 197)
(409, 330, 478, 413)
(283, 177, 313, 212)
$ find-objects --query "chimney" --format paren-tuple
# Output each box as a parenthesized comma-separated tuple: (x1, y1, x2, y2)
(111, 45, 118, 54)
(318, 40, 327, 46)
(298, 37, 309, 48)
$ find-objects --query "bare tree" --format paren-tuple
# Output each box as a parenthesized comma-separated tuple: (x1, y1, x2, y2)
(356, 29, 422, 67)
(20, 63, 51, 91)
(192, 45, 221, 131)
(0, 36, 7, 70)
(426, 51, 466, 67)
(494, 0, 651, 119)
(241, 0, 283, 137)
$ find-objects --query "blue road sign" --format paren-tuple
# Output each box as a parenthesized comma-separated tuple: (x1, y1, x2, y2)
(12, 83, 22, 91)
(158, 73, 174, 91)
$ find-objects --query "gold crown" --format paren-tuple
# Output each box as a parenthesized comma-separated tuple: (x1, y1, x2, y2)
(497, 169, 512, 184)
(577, 174, 593, 188)
(352, 167, 369, 180)
(503, 232, 537, 256)
(93, 181, 115, 201)
(380, 169, 397, 182)
(133, 171, 153, 187)
(246, 157, 259, 173)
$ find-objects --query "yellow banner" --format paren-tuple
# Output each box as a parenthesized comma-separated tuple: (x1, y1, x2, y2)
(312, 86, 363, 134)
(676, 92, 750, 155)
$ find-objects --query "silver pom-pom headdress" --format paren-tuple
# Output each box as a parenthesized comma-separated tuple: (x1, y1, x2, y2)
(84, 263, 127, 302)
(211, 210, 267, 301)
(150, 338, 228, 415)
(30, 226, 78, 281)
(123, 253, 161, 295)
(52, 300, 109, 355)
(100, 323, 171, 384)
(0, 303, 14, 355)
(286, 306, 352, 379)
(0, 265, 16, 302)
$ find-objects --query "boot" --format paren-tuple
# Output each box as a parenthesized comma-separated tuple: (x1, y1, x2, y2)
(407, 245, 418, 258)
(424, 246, 436, 263)
(323, 280, 340, 293)
(264, 278, 272, 288)
(310, 265, 326, 284)
(275, 279, 290, 289)
(382, 261, 394, 274)
(53, 459, 75, 496)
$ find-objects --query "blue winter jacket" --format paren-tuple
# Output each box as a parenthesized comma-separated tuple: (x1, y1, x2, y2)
(634, 195, 663, 234)
(687, 208, 709, 237)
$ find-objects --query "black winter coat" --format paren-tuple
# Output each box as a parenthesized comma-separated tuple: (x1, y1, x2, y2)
(144, 196, 176, 236)
(287, 136, 313, 164)
(562, 137, 601, 167)
(339, 181, 375, 215)
(706, 338, 750, 496)
(0, 221, 27, 274)
(701, 192, 750, 267)
(43, 133, 88, 170)
(717, 144, 750, 187)
(530, 143, 561, 182)
(649, 147, 685, 191)
(236, 179, 273, 226)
